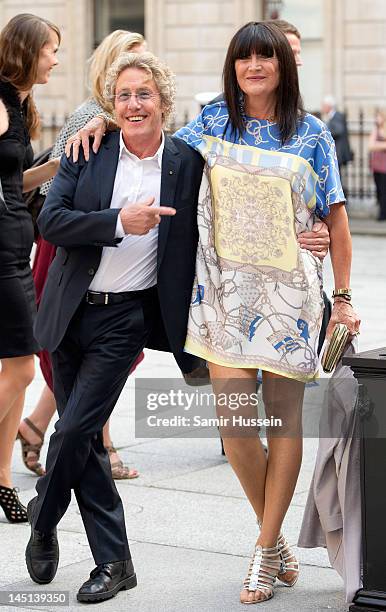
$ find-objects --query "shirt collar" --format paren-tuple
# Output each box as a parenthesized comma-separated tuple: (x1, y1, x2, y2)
(119, 131, 165, 168)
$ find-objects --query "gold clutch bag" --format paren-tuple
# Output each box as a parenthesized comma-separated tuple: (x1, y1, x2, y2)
(321, 323, 350, 373)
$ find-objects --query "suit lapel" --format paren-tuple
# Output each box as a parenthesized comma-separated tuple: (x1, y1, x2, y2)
(99, 131, 120, 210)
(158, 136, 181, 270)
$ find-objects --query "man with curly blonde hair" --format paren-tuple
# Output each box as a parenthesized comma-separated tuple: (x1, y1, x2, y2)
(26, 52, 204, 603)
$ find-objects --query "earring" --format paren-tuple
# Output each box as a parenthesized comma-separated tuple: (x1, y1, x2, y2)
(238, 90, 246, 118)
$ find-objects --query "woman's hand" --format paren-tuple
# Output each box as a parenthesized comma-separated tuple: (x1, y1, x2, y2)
(298, 220, 330, 260)
(64, 116, 107, 162)
(326, 300, 361, 339)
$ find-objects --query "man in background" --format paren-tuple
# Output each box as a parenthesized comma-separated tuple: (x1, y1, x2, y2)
(322, 95, 352, 196)
(266, 19, 303, 66)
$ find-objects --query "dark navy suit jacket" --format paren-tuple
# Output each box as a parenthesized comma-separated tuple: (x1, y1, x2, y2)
(327, 111, 352, 167)
(35, 131, 204, 373)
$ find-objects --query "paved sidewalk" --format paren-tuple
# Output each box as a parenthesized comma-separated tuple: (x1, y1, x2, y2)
(0, 366, 347, 612)
(349, 216, 386, 236)
(1, 234, 385, 612)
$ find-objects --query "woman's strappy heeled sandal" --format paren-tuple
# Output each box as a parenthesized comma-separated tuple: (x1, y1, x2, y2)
(256, 519, 299, 588)
(0, 485, 28, 523)
(17, 417, 45, 477)
(277, 532, 299, 587)
(105, 445, 139, 480)
(241, 544, 281, 604)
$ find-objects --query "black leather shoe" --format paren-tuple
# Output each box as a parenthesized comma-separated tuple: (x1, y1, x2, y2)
(77, 560, 137, 603)
(25, 497, 59, 584)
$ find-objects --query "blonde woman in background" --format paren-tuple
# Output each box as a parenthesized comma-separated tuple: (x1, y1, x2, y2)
(17, 30, 146, 481)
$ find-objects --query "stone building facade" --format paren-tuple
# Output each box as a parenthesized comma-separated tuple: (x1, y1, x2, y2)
(1, 0, 384, 125)
(1, 0, 385, 209)
(324, 0, 386, 118)
(0, 0, 93, 120)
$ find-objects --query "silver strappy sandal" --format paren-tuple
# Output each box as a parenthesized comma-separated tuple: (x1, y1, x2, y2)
(277, 532, 299, 587)
(241, 544, 281, 604)
(256, 519, 299, 588)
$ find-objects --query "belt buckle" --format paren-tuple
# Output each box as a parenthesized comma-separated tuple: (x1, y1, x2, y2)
(86, 291, 109, 305)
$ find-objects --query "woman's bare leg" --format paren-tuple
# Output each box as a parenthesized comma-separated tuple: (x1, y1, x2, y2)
(208, 362, 304, 603)
(18, 383, 56, 445)
(0, 391, 26, 487)
(0, 356, 34, 424)
(0, 356, 34, 485)
(208, 363, 267, 519)
(260, 371, 304, 546)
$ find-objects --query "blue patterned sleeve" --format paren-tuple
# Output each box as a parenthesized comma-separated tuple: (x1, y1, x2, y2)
(174, 110, 206, 151)
(313, 124, 345, 217)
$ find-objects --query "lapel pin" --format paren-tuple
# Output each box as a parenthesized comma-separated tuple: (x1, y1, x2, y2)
(169, 170, 173, 175)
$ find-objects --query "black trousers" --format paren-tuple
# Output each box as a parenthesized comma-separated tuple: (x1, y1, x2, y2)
(33, 288, 156, 565)
(374, 172, 386, 220)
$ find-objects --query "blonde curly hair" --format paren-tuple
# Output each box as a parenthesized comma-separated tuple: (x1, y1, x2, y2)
(104, 51, 175, 125)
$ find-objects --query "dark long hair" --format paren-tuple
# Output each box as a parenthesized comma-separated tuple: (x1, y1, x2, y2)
(0, 13, 61, 138)
(223, 21, 304, 144)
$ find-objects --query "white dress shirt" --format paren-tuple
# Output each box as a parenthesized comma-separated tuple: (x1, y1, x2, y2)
(89, 131, 164, 292)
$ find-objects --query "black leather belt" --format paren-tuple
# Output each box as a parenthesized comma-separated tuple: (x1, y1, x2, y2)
(85, 287, 155, 305)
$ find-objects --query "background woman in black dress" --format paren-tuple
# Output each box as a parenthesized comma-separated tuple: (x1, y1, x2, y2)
(0, 14, 60, 522)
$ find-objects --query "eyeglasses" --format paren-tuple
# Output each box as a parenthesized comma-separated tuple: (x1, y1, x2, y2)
(114, 91, 160, 104)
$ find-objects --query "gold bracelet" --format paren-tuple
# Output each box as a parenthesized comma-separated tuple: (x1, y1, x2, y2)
(332, 288, 352, 298)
